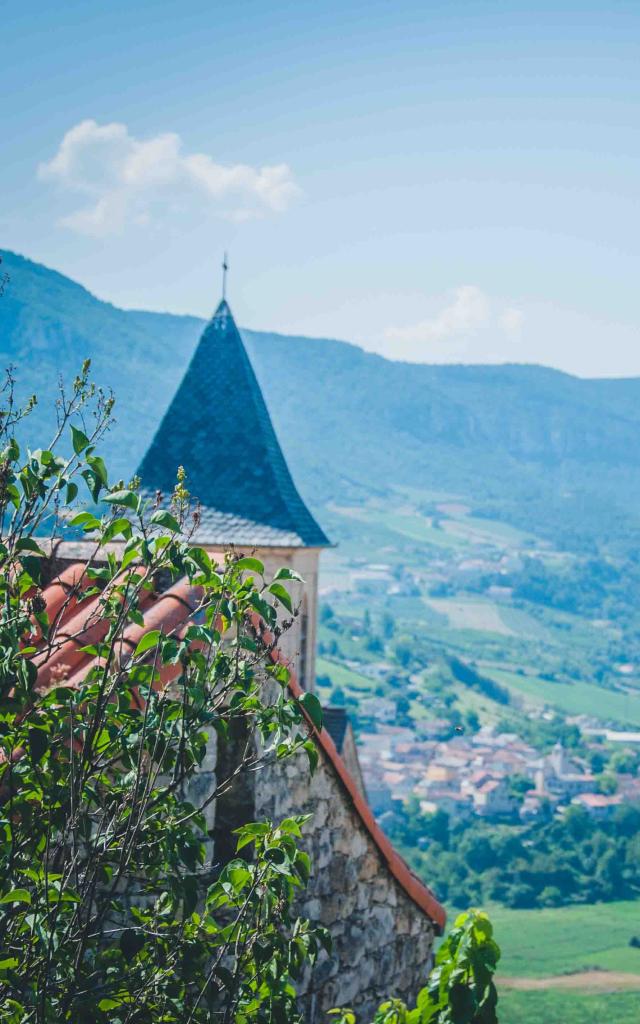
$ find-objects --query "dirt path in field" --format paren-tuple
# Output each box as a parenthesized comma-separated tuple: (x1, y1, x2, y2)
(499, 970, 640, 991)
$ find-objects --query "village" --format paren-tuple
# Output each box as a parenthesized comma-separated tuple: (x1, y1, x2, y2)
(356, 719, 640, 825)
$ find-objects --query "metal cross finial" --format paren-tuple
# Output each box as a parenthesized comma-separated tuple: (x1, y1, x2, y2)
(222, 251, 229, 301)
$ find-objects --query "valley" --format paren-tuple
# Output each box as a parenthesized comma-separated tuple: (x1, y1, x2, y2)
(3, 248, 640, 1022)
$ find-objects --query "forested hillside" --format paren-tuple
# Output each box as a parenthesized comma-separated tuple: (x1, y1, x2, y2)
(3, 248, 640, 552)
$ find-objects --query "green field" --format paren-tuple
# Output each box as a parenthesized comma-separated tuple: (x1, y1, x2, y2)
(498, 604, 552, 641)
(484, 666, 640, 727)
(425, 597, 514, 636)
(339, 505, 468, 549)
(315, 656, 374, 692)
(490, 902, 640, 1023)
(443, 514, 532, 548)
(499, 990, 640, 1024)
(490, 901, 640, 978)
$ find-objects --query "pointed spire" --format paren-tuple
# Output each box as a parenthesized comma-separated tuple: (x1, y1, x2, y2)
(221, 251, 229, 302)
(137, 300, 329, 548)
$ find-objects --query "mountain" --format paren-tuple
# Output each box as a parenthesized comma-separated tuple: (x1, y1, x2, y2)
(2, 248, 640, 552)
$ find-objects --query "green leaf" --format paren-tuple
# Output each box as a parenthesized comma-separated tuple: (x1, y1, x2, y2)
(0, 958, 19, 971)
(268, 581, 293, 613)
(68, 511, 101, 531)
(150, 509, 181, 533)
(273, 567, 304, 583)
(98, 999, 123, 1011)
(28, 728, 48, 764)
(300, 691, 323, 730)
(249, 592, 276, 627)
(120, 928, 145, 962)
(235, 556, 265, 575)
(103, 489, 139, 511)
(121, 545, 140, 571)
(0, 889, 31, 905)
(81, 468, 103, 503)
(71, 424, 90, 454)
(101, 517, 132, 544)
(134, 630, 162, 658)
(304, 740, 319, 774)
(14, 538, 45, 557)
(86, 454, 108, 485)
(65, 481, 78, 503)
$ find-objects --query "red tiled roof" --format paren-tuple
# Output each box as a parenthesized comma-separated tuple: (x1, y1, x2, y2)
(574, 793, 623, 808)
(477, 780, 501, 793)
(27, 573, 446, 936)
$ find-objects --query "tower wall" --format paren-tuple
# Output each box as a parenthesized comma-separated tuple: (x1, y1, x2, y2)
(206, 545, 321, 693)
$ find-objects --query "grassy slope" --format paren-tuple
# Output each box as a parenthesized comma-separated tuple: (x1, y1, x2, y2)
(315, 656, 375, 692)
(491, 901, 640, 978)
(485, 666, 640, 726)
(499, 991, 640, 1024)
(492, 902, 640, 1024)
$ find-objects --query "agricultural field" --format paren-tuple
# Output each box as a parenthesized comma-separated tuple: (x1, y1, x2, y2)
(424, 597, 515, 636)
(315, 656, 374, 692)
(491, 901, 640, 977)
(484, 666, 640, 727)
(332, 503, 468, 550)
(491, 901, 640, 1024)
(499, 991, 640, 1024)
(320, 491, 640, 730)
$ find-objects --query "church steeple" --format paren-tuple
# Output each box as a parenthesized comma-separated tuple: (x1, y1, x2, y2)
(221, 251, 229, 302)
(137, 296, 329, 548)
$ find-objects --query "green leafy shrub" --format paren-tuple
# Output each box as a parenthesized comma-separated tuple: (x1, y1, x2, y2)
(329, 909, 500, 1024)
(0, 367, 328, 1022)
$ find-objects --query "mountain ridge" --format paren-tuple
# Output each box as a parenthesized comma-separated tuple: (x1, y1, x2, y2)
(2, 248, 640, 552)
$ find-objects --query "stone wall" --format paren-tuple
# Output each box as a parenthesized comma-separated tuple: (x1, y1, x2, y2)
(253, 748, 437, 1021)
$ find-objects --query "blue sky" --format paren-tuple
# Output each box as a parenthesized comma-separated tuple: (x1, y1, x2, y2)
(2, 0, 640, 375)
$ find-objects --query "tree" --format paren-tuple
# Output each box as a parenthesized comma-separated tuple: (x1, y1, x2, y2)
(394, 637, 413, 669)
(614, 804, 640, 838)
(507, 774, 535, 798)
(540, 886, 562, 907)
(382, 612, 395, 640)
(396, 694, 412, 727)
(610, 750, 639, 774)
(564, 804, 592, 841)
(460, 835, 494, 874)
(598, 773, 618, 795)
(320, 602, 335, 623)
(365, 634, 383, 654)
(0, 368, 328, 1022)
(464, 710, 480, 733)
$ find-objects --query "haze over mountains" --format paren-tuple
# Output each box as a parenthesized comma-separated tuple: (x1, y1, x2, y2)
(2, 248, 640, 553)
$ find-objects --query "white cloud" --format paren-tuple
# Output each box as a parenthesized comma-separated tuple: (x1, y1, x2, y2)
(386, 285, 490, 344)
(38, 119, 301, 237)
(384, 286, 525, 361)
(499, 306, 525, 335)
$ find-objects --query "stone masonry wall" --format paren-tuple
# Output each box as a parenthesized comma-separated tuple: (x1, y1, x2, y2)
(253, 749, 436, 1022)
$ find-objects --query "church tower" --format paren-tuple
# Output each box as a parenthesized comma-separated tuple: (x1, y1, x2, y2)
(136, 295, 330, 691)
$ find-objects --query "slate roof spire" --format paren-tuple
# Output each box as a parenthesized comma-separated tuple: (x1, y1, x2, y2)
(137, 298, 330, 548)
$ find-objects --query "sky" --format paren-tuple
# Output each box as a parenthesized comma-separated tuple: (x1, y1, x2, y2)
(2, 0, 640, 376)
